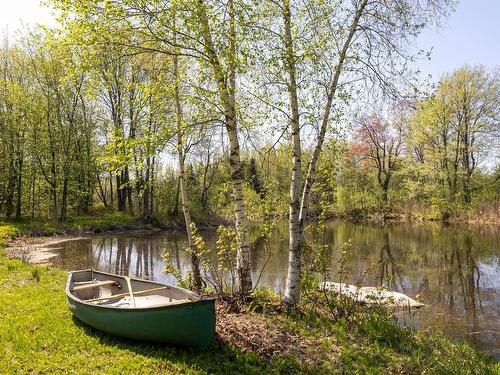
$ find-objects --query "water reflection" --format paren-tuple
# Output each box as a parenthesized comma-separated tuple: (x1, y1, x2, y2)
(48, 221, 499, 358)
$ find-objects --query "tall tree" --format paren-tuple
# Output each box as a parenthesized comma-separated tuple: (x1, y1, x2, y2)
(354, 113, 404, 205)
(410, 66, 499, 204)
(193, 0, 253, 294)
(50, 0, 254, 295)
(274, 0, 450, 304)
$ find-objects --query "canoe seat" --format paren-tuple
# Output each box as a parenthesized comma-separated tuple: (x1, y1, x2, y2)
(94, 296, 193, 309)
(72, 280, 120, 291)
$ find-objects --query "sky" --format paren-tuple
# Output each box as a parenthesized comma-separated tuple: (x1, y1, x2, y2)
(415, 0, 500, 81)
(0, 0, 498, 82)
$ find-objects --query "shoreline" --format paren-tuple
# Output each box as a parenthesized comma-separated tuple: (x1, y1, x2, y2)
(5, 227, 165, 264)
(6, 235, 89, 264)
(5, 216, 498, 265)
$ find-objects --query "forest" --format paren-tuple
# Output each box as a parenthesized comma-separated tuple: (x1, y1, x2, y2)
(1, 45, 498, 222)
(0, 5, 497, 222)
(0, 0, 498, 300)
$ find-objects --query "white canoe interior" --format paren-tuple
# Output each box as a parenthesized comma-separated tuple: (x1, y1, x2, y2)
(320, 282, 425, 309)
(69, 270, 199, 309)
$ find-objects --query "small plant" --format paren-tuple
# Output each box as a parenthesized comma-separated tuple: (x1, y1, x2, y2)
(203, 225, 238, 295)
(301, 191, 360, 321)
(6, 260, 18, 271)
(251, 196, 277, 292)
(161, 253, 189, 288)
(19, 245, 33, 264)
(161, 223, 209, 291)
(31, 267, 42, 282)
(161, 223, 239, 297)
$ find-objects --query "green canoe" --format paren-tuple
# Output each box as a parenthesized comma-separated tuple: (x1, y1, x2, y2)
(66, 269, 216, 349)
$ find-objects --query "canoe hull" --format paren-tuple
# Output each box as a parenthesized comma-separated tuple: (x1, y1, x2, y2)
(66, 271, 216, 349)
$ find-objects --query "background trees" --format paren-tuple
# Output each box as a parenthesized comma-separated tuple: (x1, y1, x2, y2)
(1, 1, 498, 303)
(409, 66, 499, 208)
(354, 112, 404, 208)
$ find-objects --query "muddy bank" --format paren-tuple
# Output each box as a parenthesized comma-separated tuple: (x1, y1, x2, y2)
(6, 235, 91, 264)
(3, 217, 230, 265)
(5, 226, 164, 264)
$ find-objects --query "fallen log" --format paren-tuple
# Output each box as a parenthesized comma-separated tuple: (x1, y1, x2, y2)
(320, 282, 425, 309)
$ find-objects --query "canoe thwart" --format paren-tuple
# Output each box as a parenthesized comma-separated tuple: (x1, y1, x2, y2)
(86, 286, 170, 303)
(72, 280, 121, 291)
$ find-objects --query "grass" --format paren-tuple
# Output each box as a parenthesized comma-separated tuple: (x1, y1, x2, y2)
(252, 293, 499, 374)
(0, 218, 498, 374)
(0, 259, 309, 374)
(0, 210, 136, 238)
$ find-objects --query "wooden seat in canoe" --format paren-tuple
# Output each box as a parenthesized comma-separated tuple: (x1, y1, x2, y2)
(72, 280, 120, 291)
(96, 296, 193, 308)
(85, 286, 169, 303)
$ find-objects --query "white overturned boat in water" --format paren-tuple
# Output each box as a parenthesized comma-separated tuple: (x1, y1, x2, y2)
(320, 282, 425, 309)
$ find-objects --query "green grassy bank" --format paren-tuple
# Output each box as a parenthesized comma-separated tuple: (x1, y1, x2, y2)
(0, 211, 137, 238)
(0, 219, 498, 374)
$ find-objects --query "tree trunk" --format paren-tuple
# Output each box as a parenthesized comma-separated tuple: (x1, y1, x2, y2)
(116, 173, 124, 211)
(109, 171, 114, 207)
(15, 156, 22, 219)
(173, 47, 202, 291)
(51, 184, 58, 222)
(150, 157, 155, 215)
(30, 169, 36, 218)
(60, 177, 68, 223)
(299, 0, 368, 226)
(125, 166, 134, 214)
(5, 161, 15, 219)
(143, 156, 151, 218)
(196, 0, 252, 295)
(282, 0, 303, 305)
(97, 173, 108, 208)
(281, 0, 368, 305)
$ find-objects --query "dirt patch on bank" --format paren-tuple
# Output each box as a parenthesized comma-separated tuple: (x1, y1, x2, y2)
(215, 301, 338, 368)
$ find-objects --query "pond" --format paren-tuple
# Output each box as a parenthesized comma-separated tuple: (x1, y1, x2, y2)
(45, 221, 500, 359)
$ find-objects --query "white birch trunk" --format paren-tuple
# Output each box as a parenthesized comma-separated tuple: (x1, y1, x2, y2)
(173, 53, 202, 291)
(282, 0, 303, 305)
(196, 0, 252, 294)
(283, 0, 368, 305)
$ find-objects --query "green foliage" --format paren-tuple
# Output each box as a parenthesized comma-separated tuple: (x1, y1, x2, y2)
(31, 266, 42, 282)
(0, 210, 134, 239)
(205, 225, 238, 294)
(0, 224, 20, 245)
(161, 223, 240, 295)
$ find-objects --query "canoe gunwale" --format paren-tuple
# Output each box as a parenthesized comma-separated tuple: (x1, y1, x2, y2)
(66, 269, 215, 312)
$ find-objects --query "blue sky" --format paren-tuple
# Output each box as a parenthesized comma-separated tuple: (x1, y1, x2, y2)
(415, 0, 500, 81)
(0, 0, 498, 82)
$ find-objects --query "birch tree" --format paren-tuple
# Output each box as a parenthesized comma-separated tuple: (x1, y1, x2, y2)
(50, 0, 254, 293)
(191, 0, 253, 294)
(258, 0, 452, 304)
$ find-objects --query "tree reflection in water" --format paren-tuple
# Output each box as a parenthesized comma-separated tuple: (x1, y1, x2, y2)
(377, 229, 405, 292)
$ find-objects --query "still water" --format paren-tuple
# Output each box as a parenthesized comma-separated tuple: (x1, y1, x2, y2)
(46, 221, 500, 358)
